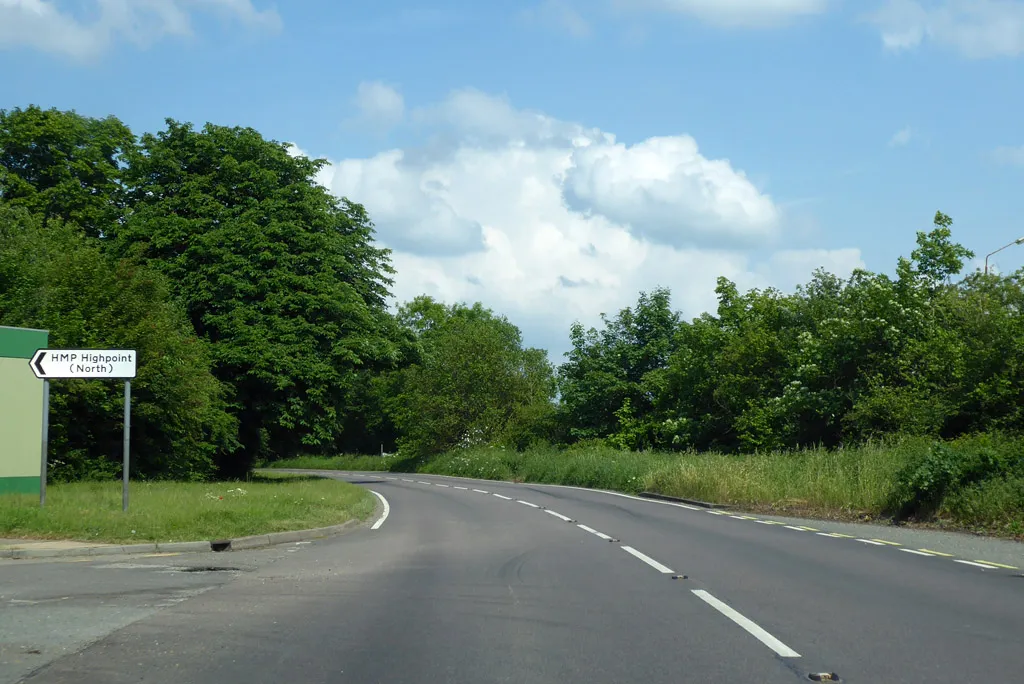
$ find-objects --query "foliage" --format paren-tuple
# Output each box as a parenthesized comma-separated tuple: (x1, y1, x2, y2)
(0, 106, 135, 238)
(110, 120, 404, 475)
(385, 296, 556, 458)
(0, 206, 236, 481)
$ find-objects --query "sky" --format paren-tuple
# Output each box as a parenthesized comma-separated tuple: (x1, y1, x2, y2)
(2, 0, 1024, 360)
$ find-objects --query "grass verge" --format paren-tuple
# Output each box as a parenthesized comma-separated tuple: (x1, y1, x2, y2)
(269, 436, 1024, 540)
(0, 473, 377, 544)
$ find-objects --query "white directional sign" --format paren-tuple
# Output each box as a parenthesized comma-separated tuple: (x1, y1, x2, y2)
(29, 349, 137, 379)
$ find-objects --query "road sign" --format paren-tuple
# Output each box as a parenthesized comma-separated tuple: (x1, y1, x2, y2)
(29, 349, 137, 379)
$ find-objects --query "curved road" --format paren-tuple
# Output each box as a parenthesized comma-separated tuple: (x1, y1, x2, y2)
(16, 471, 1024, 684)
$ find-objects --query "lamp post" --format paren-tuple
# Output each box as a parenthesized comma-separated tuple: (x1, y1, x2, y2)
(984, 237, 1024, 275)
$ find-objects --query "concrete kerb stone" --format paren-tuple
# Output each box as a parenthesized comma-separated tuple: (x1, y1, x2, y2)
(1, 517, 366, 559)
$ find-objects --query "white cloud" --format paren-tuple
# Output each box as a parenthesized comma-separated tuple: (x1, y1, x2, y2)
(0, 0, 280, 59)
(889, 126, 913, 147)
(524, 0, 592, 37)
(353, 81, 405, 130)
(868, 0, 1024, 58)
(993, 145, 1024, 165)
(616, 0, 829, 27)
(299, 87, 861, 358)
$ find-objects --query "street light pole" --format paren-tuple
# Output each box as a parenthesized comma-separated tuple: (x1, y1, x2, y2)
(984, 237, 1024, 275)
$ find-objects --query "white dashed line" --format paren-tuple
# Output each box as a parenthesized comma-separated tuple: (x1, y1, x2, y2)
(401, 478, 414, 482)
(577, 524, 615, 541)
(784, 526, 807, 531)
(545, 510, 573, 522)
(369, 490, 390, 530)
(493, 494, 512, 500)
(473, 489, 490, 494)
(453, 486, 468, 490)
(856, 539, 887, 546)
(517, 500, 540, 508)
(418, 481, 431, 485)
(755, 520, 775, 525)
(816, 533, 844, 538)
(900, 549, 935, 557)
(692, 590, 801, 658)
(435, 483, 449, 487)
(730, 515, 748, 520)
(954, 560, 1000, 570)
(705, 510, 728, 515)
(621, 546, 674, 574)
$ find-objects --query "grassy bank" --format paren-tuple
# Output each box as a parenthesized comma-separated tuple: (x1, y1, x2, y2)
(270, 436, 1024, 539)
(0, 474, 376, 544)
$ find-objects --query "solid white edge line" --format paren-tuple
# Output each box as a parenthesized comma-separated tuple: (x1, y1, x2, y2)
(691, 590, 801, 658)
(517, 500, 540, 508)
(577, 524, 613, 541)
(369, 490, 390, 530)
(900, 549, 935, 557)
(545, 510, 572, 522)
(621, 545, 674, 574)
(954, 560, 999, 569)
(493, 493, 512, 500)
(855, 539, 887, 546)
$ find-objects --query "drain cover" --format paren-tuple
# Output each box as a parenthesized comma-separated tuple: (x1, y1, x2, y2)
(808, 674, 840, 682)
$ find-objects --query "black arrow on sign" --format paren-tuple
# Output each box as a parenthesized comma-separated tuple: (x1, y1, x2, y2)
(33, 351, 46, 377)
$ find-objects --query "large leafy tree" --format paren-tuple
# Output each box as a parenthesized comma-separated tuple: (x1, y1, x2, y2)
(388, 296, 555, 458)
(112, 120, 402, 475)
(557, 287, 679, 446)
(0, 206, 236, 481)
(0, 106, 135, 238)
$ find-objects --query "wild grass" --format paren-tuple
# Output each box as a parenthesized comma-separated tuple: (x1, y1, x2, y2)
(267, 435, 1024, 538)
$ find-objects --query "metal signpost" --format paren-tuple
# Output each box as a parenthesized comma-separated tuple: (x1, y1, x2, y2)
(29, 350, 137, 510)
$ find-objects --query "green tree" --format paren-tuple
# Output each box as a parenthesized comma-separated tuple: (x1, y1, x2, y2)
(0, 205, 236, 481)
(0, 106, 135, 238)
(388, 296, 555, 457)
(558, 287, 679, 447)
(112, 120, 402, 475)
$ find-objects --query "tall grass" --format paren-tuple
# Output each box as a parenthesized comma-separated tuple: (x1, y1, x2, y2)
(0, 475, 376, 544)
(268, 434, 1024, 537)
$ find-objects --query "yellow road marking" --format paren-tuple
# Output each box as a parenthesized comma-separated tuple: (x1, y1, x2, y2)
(797, 526, 819, 531)
(871, 539, 901, 546)
(918, 549, 954, 557)
(830, 533, 855, 538)
(974, 560, 1018, 569)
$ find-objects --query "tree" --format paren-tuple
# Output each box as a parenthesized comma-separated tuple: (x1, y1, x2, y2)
(0, 205, 236, 481)
(558, 287, 680, 447)
(388, 296, 555, 457)
(112, 120, 402, 475)
(0, 106, 135, 238)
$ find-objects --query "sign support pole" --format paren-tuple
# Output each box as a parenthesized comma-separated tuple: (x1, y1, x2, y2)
(123, 380, 131, 512)
(40, 379, 49, 507)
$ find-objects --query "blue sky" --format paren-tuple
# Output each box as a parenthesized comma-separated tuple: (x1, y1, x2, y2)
(3, 0, 1024, 358)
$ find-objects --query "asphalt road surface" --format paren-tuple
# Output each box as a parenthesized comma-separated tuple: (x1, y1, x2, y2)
(3, 471, 1023, 684)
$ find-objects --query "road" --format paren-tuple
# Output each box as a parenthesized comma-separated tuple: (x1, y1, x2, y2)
(3, 471, 1023, 683)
